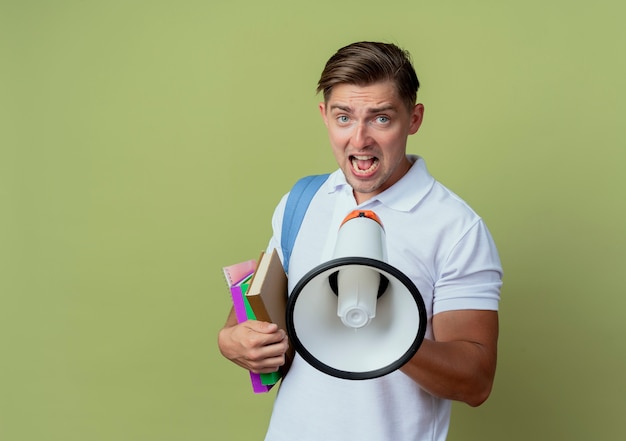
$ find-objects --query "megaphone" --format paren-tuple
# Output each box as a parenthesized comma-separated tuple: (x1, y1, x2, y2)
(286, 210, 427, 380)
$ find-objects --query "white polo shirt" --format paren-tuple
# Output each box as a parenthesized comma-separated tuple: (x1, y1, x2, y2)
(264, 155, 502, 441)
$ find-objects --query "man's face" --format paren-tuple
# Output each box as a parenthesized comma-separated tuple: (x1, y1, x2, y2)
(319, 81, 424, 204)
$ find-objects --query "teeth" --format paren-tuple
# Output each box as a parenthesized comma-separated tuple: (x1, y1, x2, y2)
(350, 155, 378, 174)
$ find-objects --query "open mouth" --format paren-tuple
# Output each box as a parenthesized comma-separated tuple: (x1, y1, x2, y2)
(350, 155, 379, 175)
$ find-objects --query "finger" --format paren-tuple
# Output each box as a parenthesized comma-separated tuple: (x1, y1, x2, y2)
(247, 333, 288, 358)
(244, 326, 286, 347)
(250, 353, 287, 374)
(245, 320, 279, 334)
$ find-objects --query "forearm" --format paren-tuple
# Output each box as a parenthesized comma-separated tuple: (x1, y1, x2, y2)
(222, 307, 237, 328)
(400, 310, 498, 407)
(400, 338, 496, 406)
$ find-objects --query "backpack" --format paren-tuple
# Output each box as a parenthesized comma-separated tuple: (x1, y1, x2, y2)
(280, 174, 330, 274)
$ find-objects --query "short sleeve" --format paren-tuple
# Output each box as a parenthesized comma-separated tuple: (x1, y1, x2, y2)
(433, 220, 503, 314)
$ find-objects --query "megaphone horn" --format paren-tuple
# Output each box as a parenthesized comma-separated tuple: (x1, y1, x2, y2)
(286, 210, 427, 380)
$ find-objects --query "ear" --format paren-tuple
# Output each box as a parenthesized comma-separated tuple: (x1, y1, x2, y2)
(319, 102, 330, 128)
(408, 103, 425, 135)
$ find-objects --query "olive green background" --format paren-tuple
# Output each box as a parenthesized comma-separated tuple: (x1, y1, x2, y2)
(1, 1, 624, 440)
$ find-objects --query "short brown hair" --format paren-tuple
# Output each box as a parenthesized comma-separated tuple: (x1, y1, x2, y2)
(316, 41, 420, 111)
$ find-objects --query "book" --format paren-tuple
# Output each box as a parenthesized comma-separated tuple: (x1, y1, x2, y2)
(222, 255, 285, 393)
(223, 259, 256, 291)
(246, 248, 294, 375)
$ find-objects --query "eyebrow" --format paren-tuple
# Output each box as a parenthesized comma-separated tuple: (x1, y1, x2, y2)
(329, 104, 397, 114)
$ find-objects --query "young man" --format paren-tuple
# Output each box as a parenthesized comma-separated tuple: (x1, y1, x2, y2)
(218, 41, 503, 441)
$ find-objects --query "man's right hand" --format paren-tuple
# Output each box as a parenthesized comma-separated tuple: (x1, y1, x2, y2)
(218, 316, 289, 374)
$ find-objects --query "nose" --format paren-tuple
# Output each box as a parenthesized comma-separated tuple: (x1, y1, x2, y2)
(351, 122, 371, 149)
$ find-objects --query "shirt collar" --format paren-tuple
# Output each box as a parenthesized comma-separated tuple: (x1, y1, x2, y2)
(325, 155, 435, 212)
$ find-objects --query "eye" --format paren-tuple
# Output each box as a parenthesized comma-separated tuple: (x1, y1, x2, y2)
(337, 115, 350, 124)
(375, 116, 390, 124)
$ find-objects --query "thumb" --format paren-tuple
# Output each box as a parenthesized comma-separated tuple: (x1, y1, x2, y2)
(246, 320, 279, 334)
